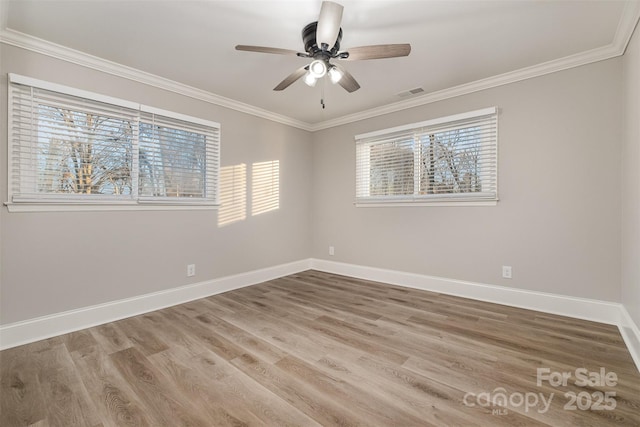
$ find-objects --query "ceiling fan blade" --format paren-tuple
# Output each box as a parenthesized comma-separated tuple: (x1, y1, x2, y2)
(274, 66, 308, 91)
(235, 45, 301, 56)
(316, 1, 343, 50)
(342, 44, 411, 61)
(333, 64, 360, 93)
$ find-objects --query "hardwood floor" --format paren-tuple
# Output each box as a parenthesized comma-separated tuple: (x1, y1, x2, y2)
(1, 270, 639, 426)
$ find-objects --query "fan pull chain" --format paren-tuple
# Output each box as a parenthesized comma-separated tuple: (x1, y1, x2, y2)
(321, 80, 326, 109)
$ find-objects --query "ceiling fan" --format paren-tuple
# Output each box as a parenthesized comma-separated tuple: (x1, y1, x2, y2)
(235, 1, 411, 93)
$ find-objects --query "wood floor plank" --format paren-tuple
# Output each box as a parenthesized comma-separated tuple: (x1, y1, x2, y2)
(36, 344, 102, 427)
(218, 308, 346, 362)
(2, 269, 639, 426)
(151, 346, 322, 427)
(407, 313, 630, 372)
(70, 344, 155, 426)
(60, 330, 98, 354)
(230, 352, 365, 426)
(89, 324, 133, 355)
(165, 308, 248, 361)
(274, 354, 433, 426)
(143, 310, 210, 357)
(108, 347, 209, 426)
(0, 346, 48, 426)
(147, 347, 265, 427)
(193, 313, 288, 364)
(114, 317, 169, 357)
(315, 351, 537, 427)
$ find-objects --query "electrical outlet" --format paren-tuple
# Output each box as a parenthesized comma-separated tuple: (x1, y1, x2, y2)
(187, 264, 196, 277)
(502, 265, 512, 279)
(329, 246, 335, 256)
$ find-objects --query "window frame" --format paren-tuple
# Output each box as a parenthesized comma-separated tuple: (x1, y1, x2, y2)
(355, 107, 498, 207)
(6, 74, 220, 212)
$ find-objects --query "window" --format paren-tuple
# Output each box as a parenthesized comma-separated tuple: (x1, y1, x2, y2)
(355, 107, 498, 206)
(7, 74, 219, 211)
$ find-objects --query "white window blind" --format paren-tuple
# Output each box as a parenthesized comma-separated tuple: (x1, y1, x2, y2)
(139, 108, 219, 203)
(8, 74, 220, 209)
(355, 107, 498, 206)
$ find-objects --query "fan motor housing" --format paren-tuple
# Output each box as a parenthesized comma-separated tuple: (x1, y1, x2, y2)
(302, 21, 342, 57)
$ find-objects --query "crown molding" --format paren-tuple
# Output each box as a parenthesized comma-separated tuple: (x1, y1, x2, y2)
(614, 0, 640, 54)
(308, 44, 622, 131)
(309, 1, 640, 131)
(0, 29, 314, 132)
(1, 1, 639, 133)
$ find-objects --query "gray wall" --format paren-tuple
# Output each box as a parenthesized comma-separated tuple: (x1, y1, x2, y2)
(0, 44, 313, 324)
(0, 42, 632, 326)
(311, 58, 623, 302)
(622, 24, 640, 327)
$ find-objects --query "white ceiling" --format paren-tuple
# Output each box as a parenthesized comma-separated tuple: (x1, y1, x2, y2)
(2, 0, 639, 129)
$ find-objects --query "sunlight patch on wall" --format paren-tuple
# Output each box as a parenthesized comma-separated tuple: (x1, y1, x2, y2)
(218, 164, 247, 227)
(252, 160, 280, 216)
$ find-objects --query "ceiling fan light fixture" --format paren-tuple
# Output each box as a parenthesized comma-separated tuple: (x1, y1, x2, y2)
(329, 66, 342, 84)
(304, 72, 318, 87)
(309, 59, 327, 78)
(237, 1, 411, 94)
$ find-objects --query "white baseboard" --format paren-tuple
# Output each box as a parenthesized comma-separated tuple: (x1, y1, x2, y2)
(0, 259, 311, 350)
(310, 259, 640, 373)
(619, 306, 640, 372)
(310, 259, 621, 324)
(2, 257, 639, 374)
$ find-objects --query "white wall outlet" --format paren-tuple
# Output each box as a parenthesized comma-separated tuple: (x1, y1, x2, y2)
(187, 264, 196, 277)
(329, 246, 335, 256)
(502, 265, 512, 279)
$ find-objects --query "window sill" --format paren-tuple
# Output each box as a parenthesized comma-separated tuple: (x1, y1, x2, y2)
(354, 199, 498, 208)
(4, 201, 219, 213)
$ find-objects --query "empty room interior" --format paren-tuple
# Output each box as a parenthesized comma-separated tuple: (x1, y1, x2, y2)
(1, 0, 640, 425)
